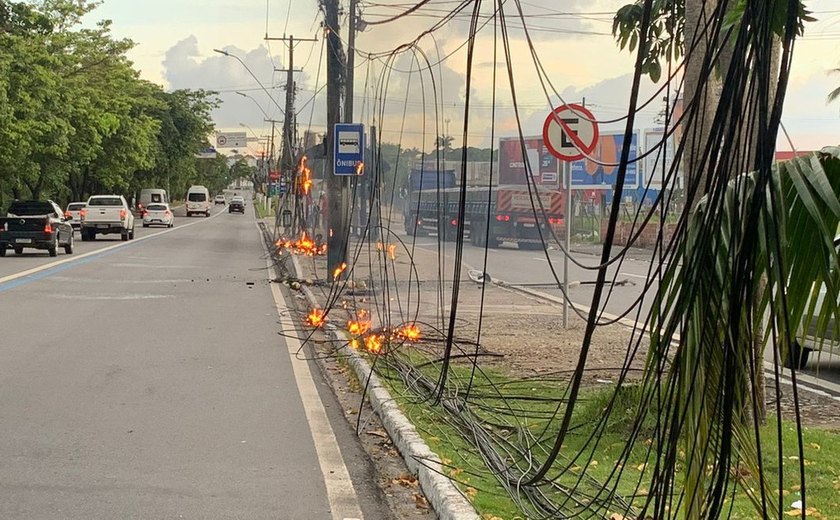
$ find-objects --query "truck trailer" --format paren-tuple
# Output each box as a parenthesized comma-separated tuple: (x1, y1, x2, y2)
(404, 183, 565, 250)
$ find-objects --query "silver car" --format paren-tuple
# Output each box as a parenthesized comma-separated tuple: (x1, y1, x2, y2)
(142, 203, 174, 228)
(64, 202, 86, 230)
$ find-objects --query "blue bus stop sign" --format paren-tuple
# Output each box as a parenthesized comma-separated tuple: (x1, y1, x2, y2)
(333, 123, 365, 176)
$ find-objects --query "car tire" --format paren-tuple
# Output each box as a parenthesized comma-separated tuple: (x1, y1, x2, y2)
(143, 223, 148, 228)
(14, 247, 23, 255)
(48, 238, 58, 257)
(64, 233, 74, 254)
(0, 248, 5, 257)
(121, 230, 129, 241)
(205, 211, 210, 217)
(129, 228, 135, 240)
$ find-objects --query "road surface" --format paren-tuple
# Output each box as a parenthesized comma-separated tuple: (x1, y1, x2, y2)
(0, 198, 384, 519)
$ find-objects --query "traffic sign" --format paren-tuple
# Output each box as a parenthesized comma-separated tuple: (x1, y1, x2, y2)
(333, 123, 365, 176)
(268, 170, 280, 181)
(215, 131, 248, 148)
(543, 104, 598, 162)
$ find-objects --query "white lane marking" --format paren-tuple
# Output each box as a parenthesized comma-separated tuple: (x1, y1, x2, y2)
(52, 293, 174, 300)
(0, 210, 225, 285)
(260, 226, 364, 520)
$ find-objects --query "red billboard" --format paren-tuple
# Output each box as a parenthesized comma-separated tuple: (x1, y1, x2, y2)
(498, 136, 559, 187)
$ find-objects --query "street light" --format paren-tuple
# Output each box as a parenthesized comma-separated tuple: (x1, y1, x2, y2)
(213, 48, 285, 116)
(236, 92, 270, 120)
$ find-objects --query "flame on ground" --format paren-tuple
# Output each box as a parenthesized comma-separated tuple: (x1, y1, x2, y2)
(364, 333, 384, 354)
(397, 324, 421, 342)
(305, 308, 326, 328)
(275, 231, 326, 256)
(387, 243, 397, 261)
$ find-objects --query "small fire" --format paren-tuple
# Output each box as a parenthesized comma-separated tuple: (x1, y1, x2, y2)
(355, 162, 365, 176)
(332, 262, 348, 281)
(275, 231, 325, 256)
(387, 243, 397, 261)
(347, 309, 372, 336)
(349, 339, 360, 350)
(364, 333, 384, 354)
(305, 308, 326, 328)
(397, 324, 422, 342)
(376, 242, 384, 251)
(299, 156, 313, 195)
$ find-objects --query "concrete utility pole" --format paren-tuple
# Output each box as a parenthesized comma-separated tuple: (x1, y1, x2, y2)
(345, 0, 358, 124)
(266, 34, 317, 233)
(323, 0, 347, 275)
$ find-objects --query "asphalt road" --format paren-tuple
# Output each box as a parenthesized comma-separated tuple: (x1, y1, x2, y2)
(0, 198, 380, 519)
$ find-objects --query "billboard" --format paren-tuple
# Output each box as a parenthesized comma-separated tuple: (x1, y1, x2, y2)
(498, 136, 560, 187)
(570, 131, 639, 189)
(215, 132, 248, 148)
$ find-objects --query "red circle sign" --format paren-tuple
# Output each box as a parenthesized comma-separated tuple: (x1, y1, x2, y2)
(542, 104, 599, 162)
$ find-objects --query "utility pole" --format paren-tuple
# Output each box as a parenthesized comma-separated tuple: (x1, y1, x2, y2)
(323, 0, 346, 275)
(264, 118, 282, 181)
(345, 0, 358, 124)
(266, 34, 317, 233)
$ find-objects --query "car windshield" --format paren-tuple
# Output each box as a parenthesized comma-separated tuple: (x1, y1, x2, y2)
(188, 193, 206, 202)
(88, 197, 123, 206)
(146, 204, 167, 211)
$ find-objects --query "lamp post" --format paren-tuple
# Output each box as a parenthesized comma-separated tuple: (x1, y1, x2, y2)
(213, 49, 285, 116)
(236, 92, 271, 120)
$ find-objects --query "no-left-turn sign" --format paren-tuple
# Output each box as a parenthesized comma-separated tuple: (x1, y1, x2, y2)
(542, 104, 599, 162)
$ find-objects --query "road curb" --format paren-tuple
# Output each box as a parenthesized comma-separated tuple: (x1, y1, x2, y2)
(285, 253, 479, 520)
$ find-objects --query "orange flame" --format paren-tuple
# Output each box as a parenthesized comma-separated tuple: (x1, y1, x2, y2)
(355, 162, 365, 176)
(397, 324, 422, 342)
(364, 334, 384, 354)
(387, 243, 397, 261)
(347, 309, 372, 336)
(376, 241, 384, 251)
(299, 156, 312, 195)
(349, 338, 360, 350)
(332, 262, 348, 281)
(305, 308, 326, 328)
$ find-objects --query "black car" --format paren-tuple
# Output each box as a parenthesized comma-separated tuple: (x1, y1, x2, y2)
(228, 197, 245, 214)
(0, 200, 74, 257)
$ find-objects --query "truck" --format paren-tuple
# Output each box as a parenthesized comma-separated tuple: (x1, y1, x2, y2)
(403, 167, 566, 250)
(0, 200, 75, 257)
(80, 195, 135, 241)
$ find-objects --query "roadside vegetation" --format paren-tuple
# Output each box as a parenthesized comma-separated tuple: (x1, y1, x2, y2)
(0, 0, 244, 209)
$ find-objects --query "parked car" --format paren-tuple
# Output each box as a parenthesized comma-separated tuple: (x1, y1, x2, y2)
(0, 200, 74, 257)
(214, 194, 227, 205)
(64, 202, 86, 230)
(81, 195, 135, 241)
(142, 203, 174, 228)
(228, 196, 245, 214)
(186, 185, 211, 217)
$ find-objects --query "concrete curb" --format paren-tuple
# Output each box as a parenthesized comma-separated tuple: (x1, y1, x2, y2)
(286, 253, 479, 520)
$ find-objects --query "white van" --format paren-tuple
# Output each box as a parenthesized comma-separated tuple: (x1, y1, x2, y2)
(137, 188, 168, 212)
(186, 185, 211, 217)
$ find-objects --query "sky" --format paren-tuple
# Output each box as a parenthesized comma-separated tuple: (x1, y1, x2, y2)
(84, 0, 840, 154)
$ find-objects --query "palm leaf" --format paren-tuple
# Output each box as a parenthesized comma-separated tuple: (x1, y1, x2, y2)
(643, 147, 840, 517)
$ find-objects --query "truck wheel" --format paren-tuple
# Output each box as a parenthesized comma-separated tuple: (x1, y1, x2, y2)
(14, 247, 23, 255)
(89, 229, 96, 241)
(784, 340, 812, 370)
(64, 233, 74, 254)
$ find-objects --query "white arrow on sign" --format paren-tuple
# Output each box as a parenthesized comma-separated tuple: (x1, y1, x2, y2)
(542, 104, 599, 162)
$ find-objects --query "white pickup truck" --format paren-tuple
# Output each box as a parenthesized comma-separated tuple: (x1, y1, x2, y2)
(81, 195, 135, 241)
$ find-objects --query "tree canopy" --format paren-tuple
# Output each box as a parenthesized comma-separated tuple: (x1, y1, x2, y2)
(0, 0, 229, 209)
